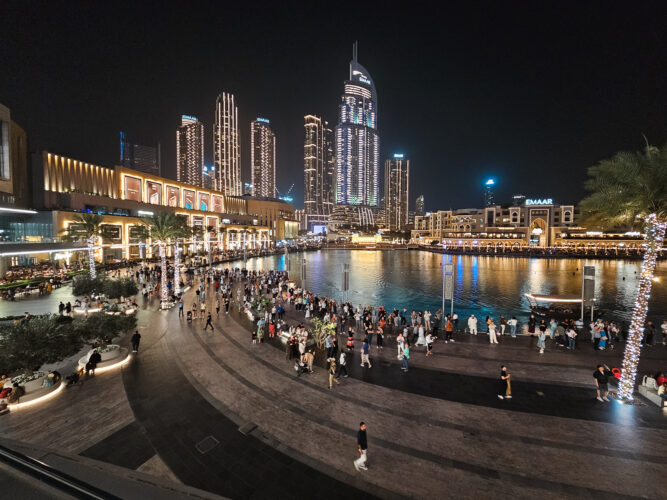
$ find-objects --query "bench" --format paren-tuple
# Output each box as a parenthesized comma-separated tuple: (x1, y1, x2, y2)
(638, 385, 666, 408)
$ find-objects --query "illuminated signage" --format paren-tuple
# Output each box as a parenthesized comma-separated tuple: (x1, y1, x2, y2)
(485, 179, 495, 186)
(137, 210, 154, 216)
(359, 77, 371, 85)
(256, 117, 270, 124)
(526, 198, 553, 206)
(393, 153, 404, 159)
(182, 115, 197, 122)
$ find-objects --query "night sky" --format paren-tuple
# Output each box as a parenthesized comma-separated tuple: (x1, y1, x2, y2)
(2, 1, 666, 211)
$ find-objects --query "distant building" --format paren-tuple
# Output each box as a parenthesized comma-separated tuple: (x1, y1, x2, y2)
(250, 118, 276, 198)
(0, 103, 29, 208)
(214, 92, 241, 195)
(119, 132, 161, 177)
(202, 166, 214, 190)
(484, 178, 495, 207)
(176, 115, 204, 187)
(335, 43, 379, 207)
(303, 115, 335, 230)
(415, 194, 425, 217)
(384, 154, 410, 230)
(512, 194, 526, 206)
(329, 204, 379, 231)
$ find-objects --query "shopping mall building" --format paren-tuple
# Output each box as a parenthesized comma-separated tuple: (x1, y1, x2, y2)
(411, 198, 645, 252)
(0, 105, 297, 272)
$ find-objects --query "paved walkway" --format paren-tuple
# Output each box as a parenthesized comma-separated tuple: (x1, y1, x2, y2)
(1, 276, 666, 499)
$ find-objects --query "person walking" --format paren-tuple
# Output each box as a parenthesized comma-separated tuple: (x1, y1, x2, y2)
(346, 327, 355, 352)
(499, 316, 506, 335)
(179, 298, 184, 317)
(225, 296, 230, 314)
(131, 331, 141, 352)
(425, 332, 434, 357)
(488, 320, 499, 344)
(328, 360, 340, 389)
(498, 365, 512, 399)
(468, 314, 478, 335)
(216, 299, 220, 316)
(594, 364, 612, 402)
(537, 322, 547, 354)
(353, 422, 368, 471)
(401, 344, 410, 372)
(566, 326, 577, 350)
(361, 339, 372, 368)
(204, 312, 214, 330)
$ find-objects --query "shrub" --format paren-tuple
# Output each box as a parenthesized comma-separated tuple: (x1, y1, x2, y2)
(72, 273, 107, 296)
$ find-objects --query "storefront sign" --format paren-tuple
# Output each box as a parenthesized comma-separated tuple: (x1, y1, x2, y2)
(526, 198, 553, 206)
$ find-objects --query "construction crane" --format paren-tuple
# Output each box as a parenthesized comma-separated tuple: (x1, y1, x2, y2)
(275, 183, 295, 203)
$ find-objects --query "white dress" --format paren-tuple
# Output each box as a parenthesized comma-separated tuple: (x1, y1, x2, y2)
(416, 326, 426, 346)
(489, 325, 498, 344)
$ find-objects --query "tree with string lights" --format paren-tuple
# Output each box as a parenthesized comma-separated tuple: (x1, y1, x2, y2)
(580, 140, 667, 401)
(142, 213, 188, 309)
(60, 213, 114, 279)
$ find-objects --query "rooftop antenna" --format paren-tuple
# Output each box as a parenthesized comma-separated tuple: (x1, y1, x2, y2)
(353, 41, 358, 62)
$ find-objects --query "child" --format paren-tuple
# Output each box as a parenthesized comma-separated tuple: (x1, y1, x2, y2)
(252, 330, 257, 345)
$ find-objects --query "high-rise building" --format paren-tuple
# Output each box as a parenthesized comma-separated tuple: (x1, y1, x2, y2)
(214, 92, 241, 195)
(415, 194, 425, 217)
(176, 115, 204, 187)
(384, 154, 410, 230)
(484, 178, 495, 207)
(119, 132, 161, 177)
(250, 118, 276, 198)
(202, 166, 215, 190)
(335, 43, 379, 206)
(304, 115, 335, 222)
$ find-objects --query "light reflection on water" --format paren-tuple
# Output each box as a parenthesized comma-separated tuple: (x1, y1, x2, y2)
(238, 250, 667, 325)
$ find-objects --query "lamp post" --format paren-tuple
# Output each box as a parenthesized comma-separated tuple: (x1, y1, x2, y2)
(301, 258, 307, 292)
(342, 262, 349, 302)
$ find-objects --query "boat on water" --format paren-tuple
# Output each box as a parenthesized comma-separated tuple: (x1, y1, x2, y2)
(524, 293, 602, 319)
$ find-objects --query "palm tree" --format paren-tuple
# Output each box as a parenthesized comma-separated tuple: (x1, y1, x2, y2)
(580, 141, 667, 401)
(172, 215, 189, 296)
(186, 225, 204, 257)
(129, 224, 149, 261)
(60, 213, 107, 278)
(143, 213, 187, 309)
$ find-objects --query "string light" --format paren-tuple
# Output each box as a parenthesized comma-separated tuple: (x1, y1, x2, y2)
(618, 214, 666, 400)
(88, 236, 97, 279)
(159, 243, 168, 309)
(174, 242, 181, 296)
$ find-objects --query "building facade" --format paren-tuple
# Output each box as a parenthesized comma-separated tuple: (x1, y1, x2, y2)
(250, 118, 276, 198)
(415, 195, 425, 217)
(176, 115, 204, 188)
(120, 131, 161, 177)
(0, 103, 29, 208)
(335, 45, 379, 207)
(214, 92, 241, 195)
(303, 115, 335, 230)
(384, 154, 410, 230)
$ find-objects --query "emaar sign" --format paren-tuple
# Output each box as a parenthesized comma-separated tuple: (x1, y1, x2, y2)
(526, 198, 553, 206)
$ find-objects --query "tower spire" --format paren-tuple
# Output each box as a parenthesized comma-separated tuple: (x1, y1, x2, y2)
(353, 41, 358, 62)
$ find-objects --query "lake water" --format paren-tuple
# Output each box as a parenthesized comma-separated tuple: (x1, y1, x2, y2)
(238, 249, 667, 326)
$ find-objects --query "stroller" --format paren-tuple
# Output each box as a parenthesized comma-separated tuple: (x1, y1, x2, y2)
(294, 360, 309, 377)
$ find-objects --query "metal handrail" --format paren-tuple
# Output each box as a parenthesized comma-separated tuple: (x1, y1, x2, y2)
(0, 443, 119, 499)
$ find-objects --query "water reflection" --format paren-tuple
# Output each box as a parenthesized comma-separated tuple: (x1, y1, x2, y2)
(238, 250, 667, 325)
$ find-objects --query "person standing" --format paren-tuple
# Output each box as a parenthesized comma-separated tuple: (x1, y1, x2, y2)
(488, 320, 499, 344)
(498, 365, 512, 399)
(131, 331, 141, 352)
(401, 344, 410, 372)
(361, 340, 372, 368)
(468, 314, 478, 335)
(376, 325, 384, 349)
(58, 301, 65, 316)
(537, 320, 547, 354)
(216, 299, 220, 316)
(445, 318, 454, 343)
(566, 326, 577, 350)
(594, 364, 612, 402)
(425, 332, 434, 357)
(224, 296, 230, 314)
(178, 298, 184, 317)
(644, 321, 656, 346)
(508, 316, 518, 337)
(353, 422, 368, 471)
(396, 331, 404, 360)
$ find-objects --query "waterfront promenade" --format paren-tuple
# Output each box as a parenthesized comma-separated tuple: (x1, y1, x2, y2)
(1, 275, 666, 499)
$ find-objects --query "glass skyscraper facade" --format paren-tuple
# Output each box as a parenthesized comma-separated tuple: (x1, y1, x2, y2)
(120, 131, 161, 177)
(250, 118, 276, 198)
(303, 115, 335, 219)
(214, 92, 242, 195)
(335, 47, 379, 206)
(384, 154, 410, 230)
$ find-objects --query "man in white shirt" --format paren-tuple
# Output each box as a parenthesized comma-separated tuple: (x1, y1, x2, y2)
(468, 315, 478, 335)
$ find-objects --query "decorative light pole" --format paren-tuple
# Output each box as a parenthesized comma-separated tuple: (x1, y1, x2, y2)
(174, 241, 181, 296)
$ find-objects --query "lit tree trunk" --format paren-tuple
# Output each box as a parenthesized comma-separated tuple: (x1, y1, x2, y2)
(87, 236, 97, 279)
(205, 232, 211, 263)
(159, 243, 168, 309)
(618, 214, 666, 400)
(174, 241, 181, 296)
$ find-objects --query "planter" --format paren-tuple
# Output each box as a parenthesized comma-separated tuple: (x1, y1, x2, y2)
(77, 345, 128, 371)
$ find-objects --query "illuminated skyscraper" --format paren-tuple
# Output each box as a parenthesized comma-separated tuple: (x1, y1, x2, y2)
(120, 132, 161, 177)
(384, 154, 410, 230)
(484, 178, 495, 207)
(304, 115, 335, 220)
(214, 92, 241, 195)
(176, 115, 204, 187)
(415, 194, 425, 217)
(250, 118, 276, 198)
(335, 43, 379, 206)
